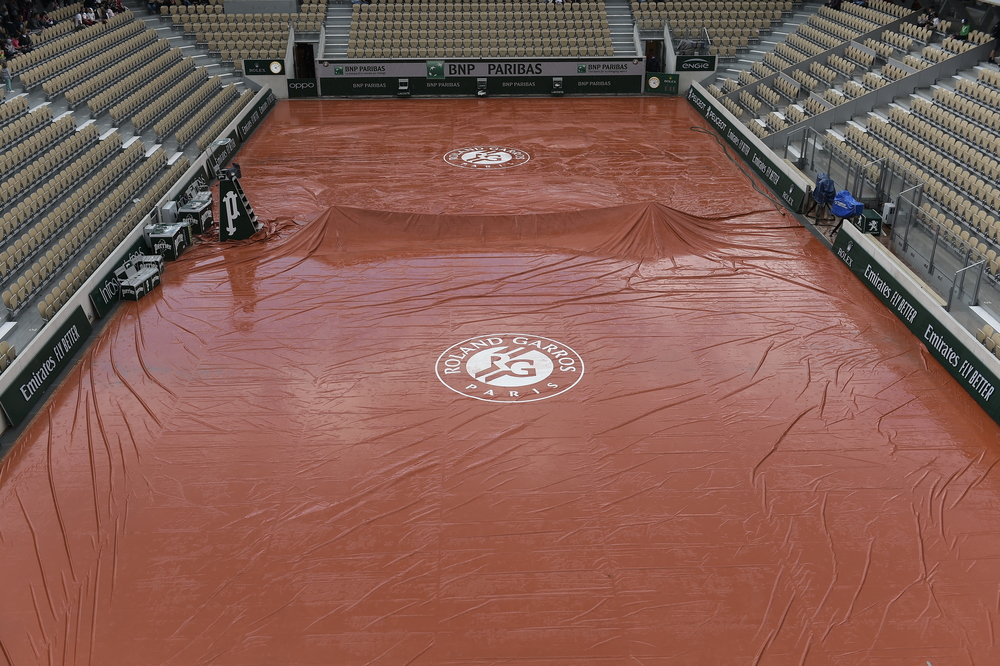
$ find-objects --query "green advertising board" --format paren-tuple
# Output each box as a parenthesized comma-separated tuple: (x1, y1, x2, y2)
(410, 77, 479, 95)
(88, 237, 149, 318)
(287, 78, 318, 98)
(833, 227, 1000, 423)
(644, 72, 679, 94)
(0, 307, 93, 426)
(675, 55, 717, 72)
(565, 75, 643, 94)
(236, 89, 277, 142)
(321, 77, 396, 96)
(686, 85, 806, 211)
(244, 59, 284, 76)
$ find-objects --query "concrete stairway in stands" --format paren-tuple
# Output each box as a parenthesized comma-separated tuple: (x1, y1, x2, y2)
(322, 1, 353, 59)
(604, 0, 638, 57)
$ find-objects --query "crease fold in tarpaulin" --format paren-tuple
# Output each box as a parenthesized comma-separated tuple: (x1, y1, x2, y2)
(178, 201, 800, 277)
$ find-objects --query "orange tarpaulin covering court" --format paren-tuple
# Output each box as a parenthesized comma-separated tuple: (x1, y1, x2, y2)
(2, 99, 1000, 665)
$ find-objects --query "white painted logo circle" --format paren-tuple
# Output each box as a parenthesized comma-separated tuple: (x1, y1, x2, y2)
(436, 334, 584, 403)
(444, 146, 530, 169)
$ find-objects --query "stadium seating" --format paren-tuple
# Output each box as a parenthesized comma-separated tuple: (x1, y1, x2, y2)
(0, 341, 16, 372)
(108, 56, 194, 123)
(0, 123, 100, 208)
(153, 76, 224, 141)
(14, 12, 137, 83)
(39, 158, 192, 322)
(180, 2, 324, 67)
(131, 68, 209, 133)
(347, 0, 612, 59)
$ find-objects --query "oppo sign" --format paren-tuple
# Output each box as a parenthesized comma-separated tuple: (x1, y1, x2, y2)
(287, 79, 319, 97)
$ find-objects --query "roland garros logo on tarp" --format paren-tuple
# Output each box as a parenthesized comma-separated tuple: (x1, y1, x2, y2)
(444, 146, 530, 169)
(436, 334, 584, 403)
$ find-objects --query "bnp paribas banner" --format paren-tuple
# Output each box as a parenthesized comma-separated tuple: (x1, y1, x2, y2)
(318, 58, 644, 96)
(686, 84, 806, 212)
(833, 226, 1000, 424)
(318, 59, 645, 78)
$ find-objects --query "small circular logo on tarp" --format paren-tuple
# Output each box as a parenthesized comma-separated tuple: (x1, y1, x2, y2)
(444, 146, 530, 169)
(436, 334, 584, 402)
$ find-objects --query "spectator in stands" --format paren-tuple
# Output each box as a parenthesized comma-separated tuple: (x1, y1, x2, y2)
(2, 38, 16, 58)
(1, 58, 11, 99)
(917, 8, 937, 29)
(826, 0, 842, 11)
(952, 18, 971, 41)
(990, 21, 1000, 63)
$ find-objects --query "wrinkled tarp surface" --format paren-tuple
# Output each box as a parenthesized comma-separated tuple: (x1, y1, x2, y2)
(2, 99, 1000, 665)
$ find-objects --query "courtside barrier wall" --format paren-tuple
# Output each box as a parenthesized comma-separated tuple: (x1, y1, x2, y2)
(686, 81, 809, 212)
(0, 87, 277, 433)
(315, 58, 645, 96)
(834, 223, 1000, 424)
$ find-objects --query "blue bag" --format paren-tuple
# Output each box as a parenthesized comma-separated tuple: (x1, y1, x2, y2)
(831, 190, 863, 218)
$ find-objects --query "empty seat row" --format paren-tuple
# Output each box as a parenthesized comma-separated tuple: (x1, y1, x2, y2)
(803, 95, 828, 116)
(765, 111, 788, 131)
(154, 76, 222, 141)
(941, 36, 975, 54)
(8, 9, 133, 76)
(889, 106, 1000, 179)
(747, 120, 770, 139)
(809, 60, 837, 83)
(859, 118, 1000, 234)
(176, 85, 238, 148)
(787, 33, 824, 56)
(0, 341, 17, 373)
(16, 13, 138, 84)
(899, 21, 930, 42)
(975, 325, 1000, 360)
(0, 115, 75, 174)
(842, 79, 867, 98)
(817, 4, 876, 33)
(955, 77, 1000, 112)
(0, 96, 29, 123)
(880, 62, 909, 81)
(828, 53, 856, 77)
(785, 105, 807, 123)
(40, 157, 188, 321)
(349, 42, 612, 57)
(880, 29, 911, 51)
(0, 124, 99, 207)
(868, 0, 909, 18)
(0, 133, 124, 248)
(840, 1, 897, 26)
(902, 54, 932, 70)
(773, 76, 799, 100)
(862, 71, 888, 90)
(845, 44, 875, 68)
(131, 68, 208, 132)
(807, 14, 861, 43)
(65, 40, 169, 108)
(0, 106, 54, 152)
(2, 146, 163, 314)
(756, 83, 780, 106)
(109, 56, 194, 124)
(90, 49, 184, 118)
(775, 42, 807, 64)
(790, 68, 818, 91)
(42, 29, 156, 98)
(824, 87, 846, 105)
(931, 88, 1000, 134)
(197, 89, 255, 152)
(863, 36, 893, 58)
(797, 24, 839, 50)
(740, 90, 762, 112)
